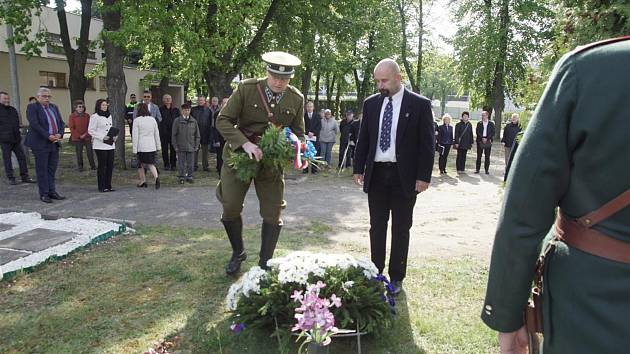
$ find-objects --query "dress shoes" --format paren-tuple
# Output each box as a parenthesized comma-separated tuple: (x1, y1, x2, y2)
(48, 192, 66, 200)
(22, 177, 36, 183)
(9, 178, 18, 185)
(390, 280, 403, 296)
(40, 195, 52, 203)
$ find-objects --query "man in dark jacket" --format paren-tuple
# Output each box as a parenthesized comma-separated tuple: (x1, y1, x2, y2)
(454, 111, 474, 173)
(159, 94, 180, 170)
(125, 93, 137, 137)
(303, 101, 321, 174)
(0, 92, 35, 185)
(500, 113, 521, 169)
(191, 95, 211, 171)
(338, 109, 359, 168)
(475, 111, 495, 174)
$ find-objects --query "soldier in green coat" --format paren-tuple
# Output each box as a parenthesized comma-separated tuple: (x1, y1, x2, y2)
(216, 51, 305, 275)
(482, 36, 630, 353)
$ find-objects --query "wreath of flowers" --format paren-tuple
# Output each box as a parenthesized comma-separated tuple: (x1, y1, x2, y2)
(227, 125, 319, 182)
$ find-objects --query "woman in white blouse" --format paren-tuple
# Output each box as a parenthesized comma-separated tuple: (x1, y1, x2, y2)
(132, 103, 161, 189)
(88, 99, 116, 192)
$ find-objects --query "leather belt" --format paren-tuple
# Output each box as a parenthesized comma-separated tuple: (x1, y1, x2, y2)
(374, 162, 397, 168)
(556, 211, 630, 264)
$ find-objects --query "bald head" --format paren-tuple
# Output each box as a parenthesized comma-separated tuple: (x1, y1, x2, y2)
(373, 59, 402, 97)
(374, 59, 401, 76)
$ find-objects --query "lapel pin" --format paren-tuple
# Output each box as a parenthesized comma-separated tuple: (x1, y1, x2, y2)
(254, 104, 258, 108)
(405, 112, 410, 118)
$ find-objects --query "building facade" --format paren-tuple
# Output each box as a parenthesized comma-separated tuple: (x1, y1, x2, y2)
(0, 6, 184, 124)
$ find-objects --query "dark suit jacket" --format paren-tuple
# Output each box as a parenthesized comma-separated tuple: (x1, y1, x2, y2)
(475, 120, 495, 143)
(353, 89, 435, 197)
(25, 102, 65, 151)
(304, 112, 321, 139)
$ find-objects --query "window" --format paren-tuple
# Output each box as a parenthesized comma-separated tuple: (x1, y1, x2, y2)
(99, 76, 107, 91)
(88, 50, 97, 60)
(86, 77, 96, 90)
(39, 71, 67, 88)
(46, 32, 65, 56)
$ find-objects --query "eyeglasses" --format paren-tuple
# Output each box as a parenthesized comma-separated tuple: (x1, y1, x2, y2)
(76, 105, 84, 108)
(40, 95, 51, 98)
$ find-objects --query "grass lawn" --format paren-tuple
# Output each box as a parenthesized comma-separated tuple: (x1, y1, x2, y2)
(0, 224, 497, 354)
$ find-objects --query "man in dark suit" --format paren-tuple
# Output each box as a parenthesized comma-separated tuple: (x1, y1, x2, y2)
(24, 88, 66, 203)
(303, 101, 320, 174)
(0, 92, 36, 185)
(353, 59, 435, 295)
(475, 110, 495, 174)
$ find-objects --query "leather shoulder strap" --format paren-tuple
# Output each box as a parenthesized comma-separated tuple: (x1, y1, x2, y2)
(578, 188, 630, 228)
(255, 83, 278, 126)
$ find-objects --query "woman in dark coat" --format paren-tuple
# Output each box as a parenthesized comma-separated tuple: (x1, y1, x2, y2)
(436, 113, 454, 174)
(454, 111, 474, 173)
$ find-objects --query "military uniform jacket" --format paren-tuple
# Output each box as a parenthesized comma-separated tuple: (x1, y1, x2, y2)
(216, 78, 304, 152)
(482, 38, 630, 353)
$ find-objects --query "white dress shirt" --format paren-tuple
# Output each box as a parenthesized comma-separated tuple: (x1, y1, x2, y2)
(482, 121, 489, 137)
(374, 88, 404, 162)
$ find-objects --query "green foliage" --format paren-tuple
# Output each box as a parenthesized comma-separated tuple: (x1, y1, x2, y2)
(453, 0, 555, 110)
(227, 125, 293, 182)
(0, 0, 47, 57)
(231, 266, 392, 334)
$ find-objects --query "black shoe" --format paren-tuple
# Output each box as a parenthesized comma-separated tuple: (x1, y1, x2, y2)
(155, 178, 160, 190)
(137, 182, 147, 188)
(9, 178, 18, 185)
(21, 177, 35, 183)
(107, 188, 115, 192)
(194, 166, 199, 171)
(40, 195, 52, 203)
(474, 170, 480, 174)
(164, 165, 171, 170)
(203, 167, 210, 172)
(179, 179, 185, 184)
(49, 192, 66, 200)
(223, 217, 246, 275)
(485, 171, 489, 175)
(390, 280, 403, 296)
(259, 222, 282, 269)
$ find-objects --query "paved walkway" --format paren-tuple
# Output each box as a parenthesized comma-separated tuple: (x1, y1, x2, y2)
(0, 159, 505, 260)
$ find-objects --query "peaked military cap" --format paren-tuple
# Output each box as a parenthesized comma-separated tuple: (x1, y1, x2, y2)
(262, 51, 301, 78)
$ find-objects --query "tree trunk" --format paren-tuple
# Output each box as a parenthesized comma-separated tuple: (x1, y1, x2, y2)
(396, 0, 417, 91)
(158, 76, 170, 103)
(301, 65, 313, 101)
(55, 0, 92, 107)
(492, 0, 510, 139)
(334, 77, 342, 116)
(204, 71, 235, 99)
(102, 0, 128, 168)
(313, 71, 321, 109)
(326, 74, 336, 108)
(416, 0, 423, 91)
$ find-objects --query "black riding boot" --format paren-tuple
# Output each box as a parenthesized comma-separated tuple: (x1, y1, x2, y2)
(259, 222, 282, 269)
(223, 217, 246, 275)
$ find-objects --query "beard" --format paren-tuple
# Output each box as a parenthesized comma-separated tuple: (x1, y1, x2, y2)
(379, 88, 390, 97)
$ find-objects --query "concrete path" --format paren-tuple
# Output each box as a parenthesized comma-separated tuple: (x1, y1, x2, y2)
(0, 160, 505, 260)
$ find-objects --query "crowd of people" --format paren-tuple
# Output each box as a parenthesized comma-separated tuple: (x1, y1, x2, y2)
(0, 87, 522, 203)
(0, 87, 231, 201)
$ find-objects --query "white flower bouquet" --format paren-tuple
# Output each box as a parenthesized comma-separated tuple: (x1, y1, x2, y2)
(226, 251, 395, 335)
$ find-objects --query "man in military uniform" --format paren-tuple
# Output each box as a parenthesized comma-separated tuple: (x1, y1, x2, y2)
(216, 51, 305, 275)
(482, 36, 630, 353)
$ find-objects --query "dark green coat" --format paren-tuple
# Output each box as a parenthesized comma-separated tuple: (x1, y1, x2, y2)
(482, 38, 630, 353)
